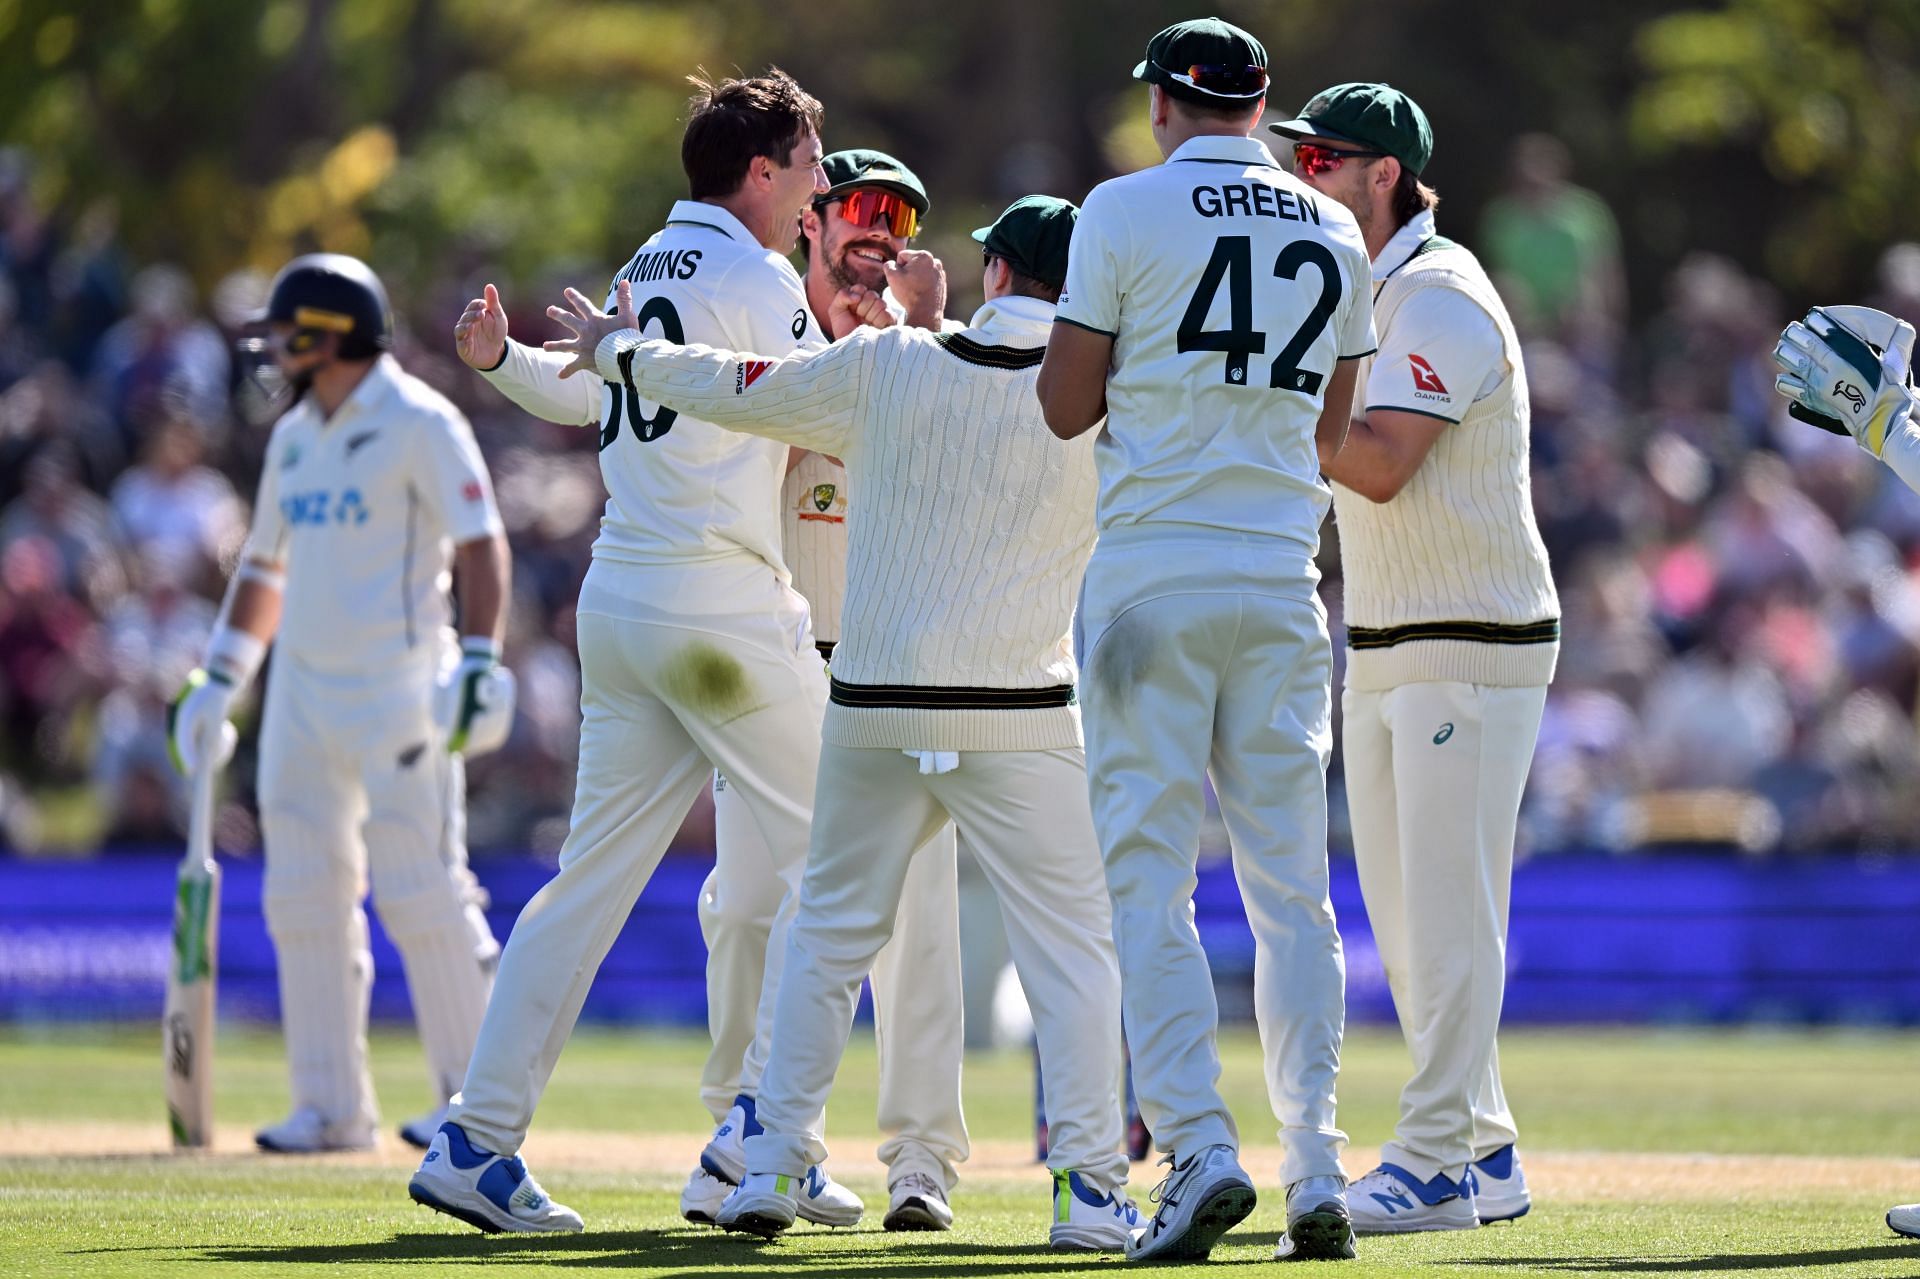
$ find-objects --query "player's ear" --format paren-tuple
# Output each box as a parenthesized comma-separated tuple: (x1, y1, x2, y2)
(1376, 156, 1402, 195)
(800, 204, 823, 241)
(1149, 84, 1169, 129)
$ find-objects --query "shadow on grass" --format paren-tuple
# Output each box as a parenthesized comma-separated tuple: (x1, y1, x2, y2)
(75, 1228, 1286, 1273)
(1453, 1243, 1920, 1273)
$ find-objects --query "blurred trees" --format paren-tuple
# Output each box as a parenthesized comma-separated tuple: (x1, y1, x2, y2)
(0, 0, 1913, 319)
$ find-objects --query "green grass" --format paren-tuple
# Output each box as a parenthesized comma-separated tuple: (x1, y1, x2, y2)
(2, 1024, 1918, 1277)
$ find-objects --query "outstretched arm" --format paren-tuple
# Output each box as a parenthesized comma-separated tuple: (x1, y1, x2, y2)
(545, 281, 868, 458)
(456, 282, 602, 427)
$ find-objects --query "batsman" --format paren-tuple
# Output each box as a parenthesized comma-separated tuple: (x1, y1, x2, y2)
(169, 254, 515, 1153)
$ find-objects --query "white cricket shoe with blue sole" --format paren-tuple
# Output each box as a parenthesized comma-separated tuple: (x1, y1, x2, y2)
(1349, 1163, 1478, 1234)
(718, 1166, 864, 1238)
(255, 1106, 375, 1154)
(407, 1122, 583, 1234)
(398, 1105, 449, 1151)
(681, 1166, 730, 1225)
(1469, 1145, 1532, 1223)
(699, 1093, 759, 1185)
(1126, 1144, 1258, 1262)
(1050, 1169, 1139, 1251)
(1275, 1174, 1357, 1260)
(1889, 1203, 1920, 1238)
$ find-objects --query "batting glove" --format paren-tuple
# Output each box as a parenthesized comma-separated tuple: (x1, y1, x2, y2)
(437, 637, 517, 756)
(167, 669, 240, 777)
(1773, 304, 1917, 457)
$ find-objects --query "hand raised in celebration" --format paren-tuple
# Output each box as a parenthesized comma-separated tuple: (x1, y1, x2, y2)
(885, 249, 948, 331)
(828, 283, 893, 340)
(454, 283, 510, 370)
(544, 280, 639, 379)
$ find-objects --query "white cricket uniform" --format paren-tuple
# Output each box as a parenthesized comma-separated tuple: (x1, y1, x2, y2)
(702, 449, 969, 1189)
(596, 292, 1128, 1195)
(1056, 133, 1375, 1186)
(244, 354, 503, 1129)
(1334, 208, 1558, 1183)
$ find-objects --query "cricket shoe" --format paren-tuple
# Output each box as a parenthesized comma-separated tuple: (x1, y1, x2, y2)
(681, 1166, 731, 1225)
(718, 1166, 863, 1237)
(1125, 1144, 1257, 1262)
(699, 1093, 761, 1185)
(1049, 1169, 1139, 1251)
(407, 1122, 583, 1234)
(399, 1104, 450, 1151)
(1468, 1145, 1532, 1223)
(254, 1106, 375, 1153)
(1275, 1174, 1356, 1261)
(1889, 1203, 1920, 1238)
(884, 1171, 953, 1231)
(1348, 1163, 1478, 1233)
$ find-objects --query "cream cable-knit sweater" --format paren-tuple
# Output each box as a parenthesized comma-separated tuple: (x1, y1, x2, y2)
(595, 294, 1097, 752)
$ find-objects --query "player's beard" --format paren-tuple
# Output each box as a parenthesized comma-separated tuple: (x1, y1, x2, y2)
(827, 239, 893, 293)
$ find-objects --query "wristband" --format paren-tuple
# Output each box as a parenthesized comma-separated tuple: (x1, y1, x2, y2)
(459, 635, 503, 664)
(236, 559, 287, 592)
(203, 626, 267, 689)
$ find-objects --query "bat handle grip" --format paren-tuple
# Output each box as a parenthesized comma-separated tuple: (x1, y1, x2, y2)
(188, 764, 217, 869)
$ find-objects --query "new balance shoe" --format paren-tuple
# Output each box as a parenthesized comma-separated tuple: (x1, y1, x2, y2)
(255, 1106, 375, 1153)
(1275, 1174, 1356, 1260)
(1050, 1169, 1139, 1251)
(1348, 1163, 1478, 1234)
(407, 1122, 583, 1234)
(699, 1093, 761, 1185)
(1469, 1145, 1532, 1223)
(1889, 1203, 1920, 1238)
(398, 1104, 450, 1151)
(681, 1166, 730, 1225)
(1126, 1144, 1257, 1262)
(717, 1171, 797, 1239)
(885, 1171, 953, 1231)
(793, 1163, 864, 1227)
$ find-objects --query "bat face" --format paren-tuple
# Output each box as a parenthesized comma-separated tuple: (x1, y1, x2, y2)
(164, 834, 220, 1149)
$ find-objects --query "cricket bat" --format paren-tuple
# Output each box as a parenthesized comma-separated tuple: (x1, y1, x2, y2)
(164, 763, 220, 1149)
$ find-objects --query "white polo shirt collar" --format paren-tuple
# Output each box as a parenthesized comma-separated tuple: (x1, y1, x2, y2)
(966, 293, 1055, 346)
(320, 353, 400, 429)
(662, 199, 758, 245)
(1165, 134, 1284, 170)
(1373, 207, 1439, 279)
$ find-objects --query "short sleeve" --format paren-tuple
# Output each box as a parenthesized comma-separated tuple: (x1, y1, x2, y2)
(414, 407, 504, 544)
(1055, 182, 1128, 338)
(1338, 247, 1378, 361)
(1365, 285, 1504, 423)
(243, 425, 293, 564)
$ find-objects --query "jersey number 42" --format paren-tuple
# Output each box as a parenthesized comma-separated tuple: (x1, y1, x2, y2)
(1178, 235, 1341, 394)
(600, 296, 685, 450)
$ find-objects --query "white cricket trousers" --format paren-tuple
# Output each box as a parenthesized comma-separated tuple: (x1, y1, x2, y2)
(257, 652, 498, 1131)
(703, 774, 969, 1187)
(450, 590, 828, 1156)
(1079, 542, 1347, 1187)
(745, 745, 1129, 1195)
(1341, 680, 1547, 1181)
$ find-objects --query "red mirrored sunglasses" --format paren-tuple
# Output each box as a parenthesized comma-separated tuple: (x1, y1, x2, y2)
(1167, 63, 1268, 98)
(1292, 141, 1388, 177)
(820, 188, 920, 240)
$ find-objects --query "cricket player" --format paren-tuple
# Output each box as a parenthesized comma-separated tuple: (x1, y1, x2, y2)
(691, 148, 968, 1232)
(1769, 302, 1920, 1245)
(547, 193, 1140, 1252)
(1036, 17, 1373, 1263)
(1276, 83, 1558, 1233)
(405, 70, 860, 1235)
(168, 253, 512, 1153)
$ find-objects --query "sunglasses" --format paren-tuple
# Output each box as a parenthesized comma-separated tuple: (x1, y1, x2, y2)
(1292, 141, 1388, 177)
(1163, 63, 1269, 98)
(819, 188, 919, 240)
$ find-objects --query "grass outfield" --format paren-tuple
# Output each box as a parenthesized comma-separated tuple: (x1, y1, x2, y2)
(2, 1024, 1917, 1277)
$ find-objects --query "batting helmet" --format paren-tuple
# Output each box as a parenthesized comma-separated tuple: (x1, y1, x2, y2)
(263, 253, 393, 360)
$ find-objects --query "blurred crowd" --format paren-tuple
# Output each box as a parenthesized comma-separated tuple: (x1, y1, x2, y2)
(4, 137, 1920, 859)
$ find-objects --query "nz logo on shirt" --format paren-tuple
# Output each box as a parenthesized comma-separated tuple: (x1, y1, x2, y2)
(282, 487, 371, 528)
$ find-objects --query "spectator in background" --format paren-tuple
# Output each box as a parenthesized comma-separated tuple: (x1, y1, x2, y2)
(1480, 133, 1624, 367)
(109, 410, 246, 579)
(0, 442, 126, 609)
(88, 264, 228, 445)
(0, 536, 104, 785)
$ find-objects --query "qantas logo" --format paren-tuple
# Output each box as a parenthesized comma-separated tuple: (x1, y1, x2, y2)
(735, 360, 773, 394)
(1409, 354, 1449, 395)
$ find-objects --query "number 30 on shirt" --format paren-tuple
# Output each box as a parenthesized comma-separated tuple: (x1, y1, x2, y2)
(600, 295, 685, 450)
(1177, 235, 1342, 395)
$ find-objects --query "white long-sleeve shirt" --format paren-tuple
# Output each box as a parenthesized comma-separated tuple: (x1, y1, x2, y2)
(481, 200, 825, 618)
(593, 294, 1097, 752)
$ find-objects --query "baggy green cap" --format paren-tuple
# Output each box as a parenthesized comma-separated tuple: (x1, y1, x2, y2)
(818, 149, 929, 213)
(1268, 82, 1434, 175)
(1131, 17, 1269, 107)
(970, 195, 1079, 288)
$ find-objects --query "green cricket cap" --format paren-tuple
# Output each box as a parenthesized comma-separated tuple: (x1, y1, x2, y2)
(1131, 17, 1269, 107)
(1269, 82, 1434, 175)
(971, 195, 1079, 288)
(818, 149, 929, 213)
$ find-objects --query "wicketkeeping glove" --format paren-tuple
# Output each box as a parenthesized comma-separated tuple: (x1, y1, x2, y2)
(167, 669, 240, 777)
(1773, 304, 1917, 457)
(436, 637, 517, 756)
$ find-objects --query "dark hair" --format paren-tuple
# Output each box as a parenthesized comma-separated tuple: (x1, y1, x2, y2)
(682, 68, 824, 200)
(1164, 85, 1265, 125)
(1391, 164, 1440, 225)
(986, 253, 1062, 304)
